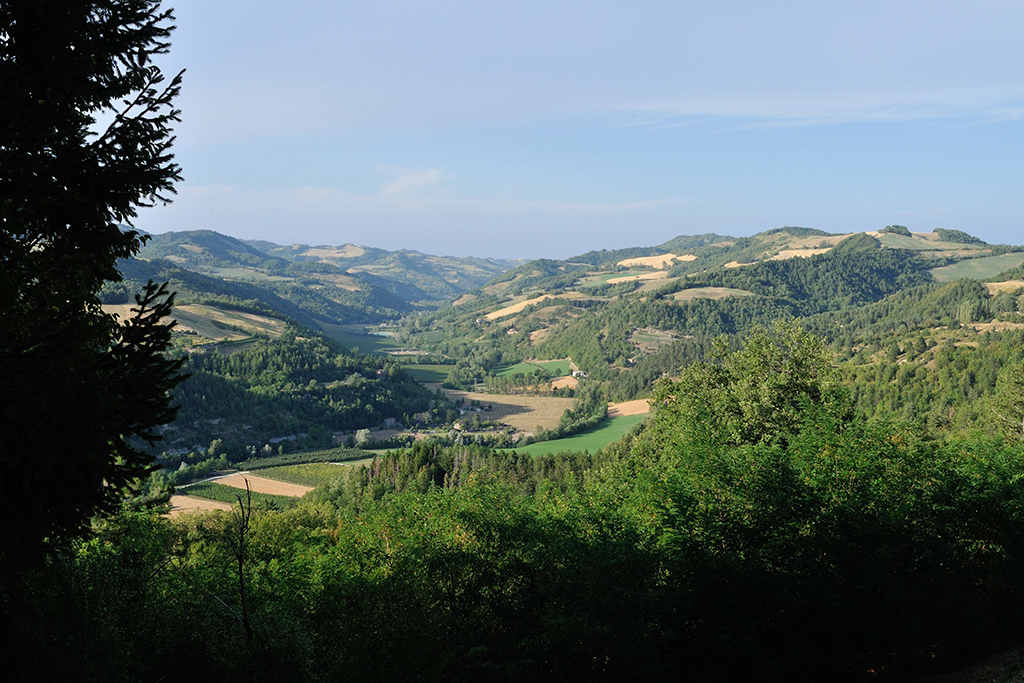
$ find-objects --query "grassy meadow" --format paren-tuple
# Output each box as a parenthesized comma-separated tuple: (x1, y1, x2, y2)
(505, 413, 647, 456)
(494, 358, 571, 378)
(401, 364, 452, 382)
(318, 324, 402, 354)
(931, 252, 1024, 282)
(252, 462, 356, 487)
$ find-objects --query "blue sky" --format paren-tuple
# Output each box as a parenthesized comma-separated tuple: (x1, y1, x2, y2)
(138, 0, 1024, 258)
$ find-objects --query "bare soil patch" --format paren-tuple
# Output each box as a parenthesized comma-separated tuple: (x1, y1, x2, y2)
(972, 321, 1024, 333)
(305, 244, 365, 259)
(770, 247, 832, 260)
(209, 472, 314, 497)
(607, 399, 651, 417)
(452, 293, 477, 306)
(435, 388, 574, 432)
(786, 234, 854, 249)
(529, 328, 552, 344)
(607, 271, 669, 285)
(486, 293, 581, 320)
(617, 253, 696, 268)
(167, 495, 233, 516)
(672, 287, 753, 302)
(986, 281, 1024, 294)
(551, 375, 578, 390)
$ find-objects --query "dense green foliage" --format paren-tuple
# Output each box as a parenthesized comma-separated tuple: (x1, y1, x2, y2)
(935, 227, 986, 245)
(679, 234, 932, 315)
(165, 331, 438, 458)
(10, 328, 1024, 681)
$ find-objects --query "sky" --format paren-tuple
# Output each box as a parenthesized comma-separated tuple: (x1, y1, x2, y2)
(138, 0, 1024, 259)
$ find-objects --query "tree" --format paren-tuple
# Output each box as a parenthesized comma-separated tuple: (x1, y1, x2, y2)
(0, 1, 185, 559)
(647, 320, 843, 449)
(993, 361, 1024, 440)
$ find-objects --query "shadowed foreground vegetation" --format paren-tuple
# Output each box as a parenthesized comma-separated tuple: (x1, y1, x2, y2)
(6, 324, 1024, 682)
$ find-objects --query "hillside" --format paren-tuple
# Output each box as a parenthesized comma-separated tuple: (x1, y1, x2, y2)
(98, 230, 523, 353)
(248, 239, 520, 300)
(27, 223, 1024, 683)
(389, 227, 1021, 392)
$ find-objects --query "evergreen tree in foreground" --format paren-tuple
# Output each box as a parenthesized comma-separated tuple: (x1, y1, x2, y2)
(0, 0, 185, 559)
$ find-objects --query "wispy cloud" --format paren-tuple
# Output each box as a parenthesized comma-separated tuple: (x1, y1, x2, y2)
(378, 167, 447, 195)
(289, 186, 682, 217)
(613, 88, 1024, 130)
(176, 183, 682, 218)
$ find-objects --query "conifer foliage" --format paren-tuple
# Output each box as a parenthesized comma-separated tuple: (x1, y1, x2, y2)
(0, 1, 185, 558)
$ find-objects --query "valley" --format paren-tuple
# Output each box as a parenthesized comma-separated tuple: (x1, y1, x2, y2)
(117, 224, 1024, 502)
(59, 224, 1024, 681)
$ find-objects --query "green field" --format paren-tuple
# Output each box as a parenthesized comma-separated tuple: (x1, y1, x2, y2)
(319, 324, 402, 354)
(931, 253, 1024, 282)
(503, 413, 646, 456)
(236, 446, 370, 470)
(402, 364, 452, 382)
(582, 270, 648, 285)
(415, 330, 448, 343)
(877, 234, 988, 252)
(253, 462, 359, 487)
(179, 482, 298, 508)
(494, 359, 571, 378)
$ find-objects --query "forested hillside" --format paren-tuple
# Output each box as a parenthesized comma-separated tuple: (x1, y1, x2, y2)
(14, 224, 1024, 682)
(164, 329, 439, 458)
(13, 323, 1024, 682)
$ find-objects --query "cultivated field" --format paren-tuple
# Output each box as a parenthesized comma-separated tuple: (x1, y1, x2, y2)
(607, 271, 669, 285)
(636, 276, 683, 293)
(617, 253, 696, 268)
(971, 321, 1024, 334)
(581, 270, 646, 286)
(436, 388, 574, 432)
(208, 472, 314, 497)
(167, 495, 233, 516)
(319, 324, 402, 353)
(181, 482, 298, 508)
(551, 375, 578, 390)
(672, 287, 754, 302)
(986, 280, 1024, 294)
(485, 293, 583, 320)
(402, 364, 452, 382)
(506, 413, 647, 456)
(252, 463, 352, 487)
(874, 232, 988, 254)
(607, 399, 650, 417)
(770, 247, 832, 260)
(931, 253, 1024, 282)
(630, 328, 677, 354)
(494, 358, 571, 378)
(303, 244, 366, 259)
(103, 303, 287, 343)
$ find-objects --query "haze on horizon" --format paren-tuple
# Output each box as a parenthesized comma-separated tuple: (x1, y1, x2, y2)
(138, 0, 1024, 259)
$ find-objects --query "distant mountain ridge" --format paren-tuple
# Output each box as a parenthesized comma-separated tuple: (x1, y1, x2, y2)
(138, 230, 521, 301)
